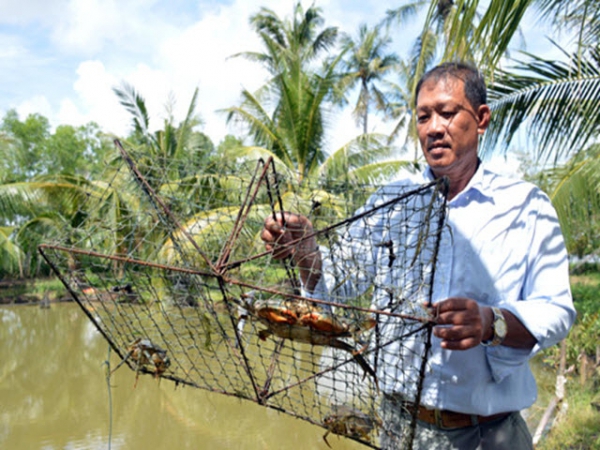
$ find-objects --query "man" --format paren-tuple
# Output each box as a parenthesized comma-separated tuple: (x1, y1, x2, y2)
(261, 62, 575, 449)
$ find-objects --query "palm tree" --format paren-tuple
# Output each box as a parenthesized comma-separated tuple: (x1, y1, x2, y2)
(225, 51, 344, 183)
(233, 2, 338, 75)
(228, 3, 410, 184)
(339, 24, 400, 135)
(113, 83, 215, 189)
(382, 1, 455, 156)
(0, 171, 144, 277)
(227, 4, 335, 182)
(535, 0, 600, 49)
(188, 5, 411, 275)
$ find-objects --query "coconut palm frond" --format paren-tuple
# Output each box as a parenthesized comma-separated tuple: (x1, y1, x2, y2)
(318, 134, 394, 182)
(545, 146, 600, 255)
(0, 225, 23, 275)
(483, 50, 600, 161)
(382, 2, 425, 29)
(349, 160, 414, 186)
(467, 0, 534, 70)
(535, 0, 600, 46)
(221, 146, 299, 181)
(113, 82, 152, 140)
(175, 87, 203, 158)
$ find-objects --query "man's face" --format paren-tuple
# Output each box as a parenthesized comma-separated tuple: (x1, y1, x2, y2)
(415, 77, 489, 179)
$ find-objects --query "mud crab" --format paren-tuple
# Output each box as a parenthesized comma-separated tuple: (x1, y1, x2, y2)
(322, 405, 381, 448)
(111, 337, 171, 387)
(236, 294, 377, 385)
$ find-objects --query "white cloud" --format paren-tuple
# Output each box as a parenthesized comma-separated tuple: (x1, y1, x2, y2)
(2, 0, 411, 147)
(68, 60, 130, 134)
(153, 1, 270, 140)
(15, 96, 54, 120)
(2, 0, 578, 154)
(52, 0, 124, 53)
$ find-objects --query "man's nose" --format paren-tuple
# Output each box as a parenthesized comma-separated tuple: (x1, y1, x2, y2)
(427, 113, 446, 136)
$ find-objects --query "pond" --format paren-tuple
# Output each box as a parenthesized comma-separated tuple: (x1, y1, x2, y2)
(0, 303, 367, 450)
(0, 303, 552, 449)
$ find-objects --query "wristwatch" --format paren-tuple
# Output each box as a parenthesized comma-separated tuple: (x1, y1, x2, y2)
(481, 307, 507, 347)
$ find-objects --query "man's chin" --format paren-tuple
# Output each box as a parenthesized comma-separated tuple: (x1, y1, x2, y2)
(425, 156, 451, 170)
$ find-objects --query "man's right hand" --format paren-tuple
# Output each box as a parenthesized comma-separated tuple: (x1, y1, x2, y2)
(261, 212, 322, 291)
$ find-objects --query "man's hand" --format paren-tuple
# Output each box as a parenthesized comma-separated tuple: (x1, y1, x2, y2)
(430, 297, 492, 350)
(261, 212, 316, 259)
(261, 212, 322, 291)
(430, 297, 537, 350)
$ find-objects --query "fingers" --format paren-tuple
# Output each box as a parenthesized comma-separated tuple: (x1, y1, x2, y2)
(433, 327, 481, 350)
(430, 297, 485, 350)
(261, 224, 292, 259)
(261, 212, 314, 260)
(263, 212, 312, 235)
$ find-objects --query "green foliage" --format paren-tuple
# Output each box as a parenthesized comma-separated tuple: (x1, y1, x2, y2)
(114, 83, 216, 189)
(235, 2, 338, 74)
(535, 0, 600, 48)
(556, 311, 600, 367)
(240, 264, 289, 289)
(571, 276, 600, 317)
(0, 109, 49, 181)
(520, 144, 600, 258)
(0, 110, 112, 182)
(543, 273, 600, 368)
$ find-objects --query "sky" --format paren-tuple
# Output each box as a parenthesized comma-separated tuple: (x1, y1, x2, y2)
(0, 0, 573, 171)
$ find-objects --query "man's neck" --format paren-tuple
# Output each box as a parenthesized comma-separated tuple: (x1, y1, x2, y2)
(432, 158, 480, 200)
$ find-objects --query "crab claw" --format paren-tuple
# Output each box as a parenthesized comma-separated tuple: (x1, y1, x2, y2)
(258, 329, 272, 341)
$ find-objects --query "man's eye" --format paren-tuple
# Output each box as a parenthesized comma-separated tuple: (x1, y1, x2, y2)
(441, 111, 456, 119)
(417, 115, 429, 123)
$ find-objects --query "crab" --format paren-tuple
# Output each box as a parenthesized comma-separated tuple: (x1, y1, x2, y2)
(322, 405, 381, 448)
(111, 337, 171, 387)
(237, 294, 377, 386)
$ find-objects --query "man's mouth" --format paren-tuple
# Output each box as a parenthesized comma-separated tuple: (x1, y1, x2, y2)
(428, 142, 450, 152)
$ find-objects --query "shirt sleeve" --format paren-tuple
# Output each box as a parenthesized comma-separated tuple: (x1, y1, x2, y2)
(485, 192, 576, 383)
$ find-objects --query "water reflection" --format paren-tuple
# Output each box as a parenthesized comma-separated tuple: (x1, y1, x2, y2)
(0, 304, 365, 450)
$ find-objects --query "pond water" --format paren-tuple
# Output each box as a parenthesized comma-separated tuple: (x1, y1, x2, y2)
(0, 303, 366, 450)
(0, 303, 551, 450)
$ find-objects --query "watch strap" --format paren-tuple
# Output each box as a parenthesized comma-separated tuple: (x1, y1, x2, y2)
(481, 307, 506, 347)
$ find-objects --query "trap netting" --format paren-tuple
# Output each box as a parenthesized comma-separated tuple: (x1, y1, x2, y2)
(39, 141, 448, 449)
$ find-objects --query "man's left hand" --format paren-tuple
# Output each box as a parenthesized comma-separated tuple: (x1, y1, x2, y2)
(430, 297, 492, 350)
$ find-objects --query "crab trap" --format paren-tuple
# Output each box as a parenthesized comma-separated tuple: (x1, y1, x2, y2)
(39, 140, 448, 449)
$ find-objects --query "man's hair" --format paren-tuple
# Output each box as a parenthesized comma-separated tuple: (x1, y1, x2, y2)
(414, 62, 487, 110)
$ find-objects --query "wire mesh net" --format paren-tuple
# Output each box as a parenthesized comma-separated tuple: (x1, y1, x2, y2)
(39, 141, 448, 449)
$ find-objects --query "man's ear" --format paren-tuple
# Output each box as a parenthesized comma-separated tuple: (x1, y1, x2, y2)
(477, 105, 491, 135)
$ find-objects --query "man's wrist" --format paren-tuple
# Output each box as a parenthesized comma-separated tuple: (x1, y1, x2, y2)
(481, 307, 507, 347)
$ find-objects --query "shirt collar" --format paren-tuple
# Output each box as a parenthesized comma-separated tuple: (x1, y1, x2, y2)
(424, 159, 495, 203)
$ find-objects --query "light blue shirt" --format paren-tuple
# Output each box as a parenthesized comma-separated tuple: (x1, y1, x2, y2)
(308, 164, 575, 415)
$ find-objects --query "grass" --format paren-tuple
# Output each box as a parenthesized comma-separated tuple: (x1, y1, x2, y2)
(536, 383, 600, 449)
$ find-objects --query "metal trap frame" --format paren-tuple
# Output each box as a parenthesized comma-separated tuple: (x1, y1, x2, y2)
(38, 140, 448, 449)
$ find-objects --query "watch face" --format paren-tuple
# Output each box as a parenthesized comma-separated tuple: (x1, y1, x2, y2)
(496, 319, 507, 338)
